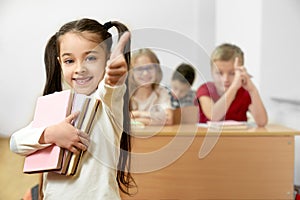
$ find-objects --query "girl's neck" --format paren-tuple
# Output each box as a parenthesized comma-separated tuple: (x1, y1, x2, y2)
(134, 85, 153, 100)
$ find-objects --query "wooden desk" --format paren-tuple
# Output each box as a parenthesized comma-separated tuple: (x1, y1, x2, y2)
(122, 124, 300, 200)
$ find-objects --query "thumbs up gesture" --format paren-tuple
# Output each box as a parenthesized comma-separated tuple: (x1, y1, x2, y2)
(104, 31, 131, 86)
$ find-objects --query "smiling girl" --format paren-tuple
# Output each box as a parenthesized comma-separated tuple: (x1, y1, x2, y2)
(129, 48, 173, 126)
(10, 18, 134, 199)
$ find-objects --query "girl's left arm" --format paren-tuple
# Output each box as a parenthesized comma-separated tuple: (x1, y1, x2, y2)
(248, 87, 268, 127)
(239, 64, 268, 127)
(96, 32, 130, 126)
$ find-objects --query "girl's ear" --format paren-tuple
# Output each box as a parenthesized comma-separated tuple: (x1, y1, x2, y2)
(57, 57, 61, 65)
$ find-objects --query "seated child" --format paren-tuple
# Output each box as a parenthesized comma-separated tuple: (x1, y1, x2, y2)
(129, 48, 173, 126)
(196, 43, 268, 126)
(169, 63, 196, 108)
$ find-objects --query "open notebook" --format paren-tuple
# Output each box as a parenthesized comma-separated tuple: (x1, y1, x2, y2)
(207, 120, 248, 130)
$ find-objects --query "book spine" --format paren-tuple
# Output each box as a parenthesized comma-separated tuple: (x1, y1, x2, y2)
(67, 99, 101, 176)
(56, 94, 90, 175)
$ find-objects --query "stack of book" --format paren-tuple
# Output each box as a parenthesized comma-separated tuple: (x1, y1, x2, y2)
(23, 90, 100, 176)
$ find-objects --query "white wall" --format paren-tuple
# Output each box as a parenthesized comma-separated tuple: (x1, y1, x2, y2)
(215, 0, 262, 88)
(0, 0, 215, 137)
(260, 0, 300, 129)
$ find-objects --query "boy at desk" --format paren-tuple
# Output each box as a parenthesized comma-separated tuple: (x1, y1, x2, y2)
(169, 63, 196, 109)
(196, 43, 268, 126)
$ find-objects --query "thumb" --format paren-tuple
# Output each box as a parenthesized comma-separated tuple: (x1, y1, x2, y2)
(65, 111, 80, 123)
(110, 31, 130, 60)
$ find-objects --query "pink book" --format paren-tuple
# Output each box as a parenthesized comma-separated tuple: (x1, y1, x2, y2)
(23, 90, 74, 173)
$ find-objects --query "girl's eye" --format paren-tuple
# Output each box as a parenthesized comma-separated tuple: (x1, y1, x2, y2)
(64, 59, 74, 64)
(86, 56, 97, 62)
(230, 72, 235, 76)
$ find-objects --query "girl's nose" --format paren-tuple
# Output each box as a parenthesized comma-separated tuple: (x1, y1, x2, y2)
(222, 74, 229, 82)
(75, 62, 87, 74)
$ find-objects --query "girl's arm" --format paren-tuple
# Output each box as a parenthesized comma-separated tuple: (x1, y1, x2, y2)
(131, 110, 151, 125)
(246, 86, 268, 127)
(236, 61, 268, 126)
(199, 85, 239, 121)
(10, 112, 89, 156)
(96, 32, 130, 128)
(10, 124, 51, 156)
(131, 109, 173, 126)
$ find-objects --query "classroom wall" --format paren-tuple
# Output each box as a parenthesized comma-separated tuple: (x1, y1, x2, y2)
(260, 0, 300, 130)
(0, 0, 215, 137)
(215, 0, 262, 88)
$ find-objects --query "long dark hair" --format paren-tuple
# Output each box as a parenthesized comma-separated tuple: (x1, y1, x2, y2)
(43, 18, 135, 195)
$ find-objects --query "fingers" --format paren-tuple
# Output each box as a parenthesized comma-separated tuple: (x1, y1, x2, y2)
(77, 129, 90, 147)
(69, 146, 81, 154)
(110, 31, 131, 60)
(105, 58, 128, 85)
(234, 57, 248, 78)
(65, 111, 80, 123)
(234, 57, 239, 68)
(68, 129, 90, 154)
(105, 32, 130, 86)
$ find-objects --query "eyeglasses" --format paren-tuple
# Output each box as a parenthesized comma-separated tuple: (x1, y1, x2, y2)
(133, 64, 156, 74)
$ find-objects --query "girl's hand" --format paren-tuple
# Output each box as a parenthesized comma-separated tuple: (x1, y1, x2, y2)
(131, 110, 150, 118)
(230, 57, 244, 90)
(105, 31, 131, 86)
(40, 112, 90, 154)
(234, 57, 255, 92)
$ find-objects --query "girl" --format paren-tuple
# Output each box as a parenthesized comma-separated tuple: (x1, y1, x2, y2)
(10, 18, 134, 199)
(196, 43, 268, 126)
(129, 48, 173, 126)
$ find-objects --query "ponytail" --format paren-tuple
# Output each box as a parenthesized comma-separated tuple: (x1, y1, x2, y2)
(43, 34, 62, 96)
(108, 21, 136, 195)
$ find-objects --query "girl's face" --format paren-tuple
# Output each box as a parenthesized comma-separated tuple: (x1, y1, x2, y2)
(132, 55, 156, 87)
(212, 60, 235, 95)
(59, 32, 107, 95)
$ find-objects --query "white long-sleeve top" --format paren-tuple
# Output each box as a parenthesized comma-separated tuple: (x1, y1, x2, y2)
(10, 81, 126, 200)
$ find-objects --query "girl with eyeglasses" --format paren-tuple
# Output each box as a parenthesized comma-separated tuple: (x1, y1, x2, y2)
(129, 48, 173, 126)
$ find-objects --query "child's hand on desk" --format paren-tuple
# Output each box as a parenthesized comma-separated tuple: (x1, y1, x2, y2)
(39, 112, 90, 154)
(130, 110, 152, 125)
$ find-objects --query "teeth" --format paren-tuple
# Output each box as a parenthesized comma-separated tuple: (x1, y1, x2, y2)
(75, 77, 90, 85)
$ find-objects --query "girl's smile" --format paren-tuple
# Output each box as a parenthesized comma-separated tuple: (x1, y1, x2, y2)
(72, 76, 93, 85)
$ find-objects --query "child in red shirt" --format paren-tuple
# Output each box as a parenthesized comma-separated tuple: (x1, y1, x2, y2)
(196, 43, 268, 126)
